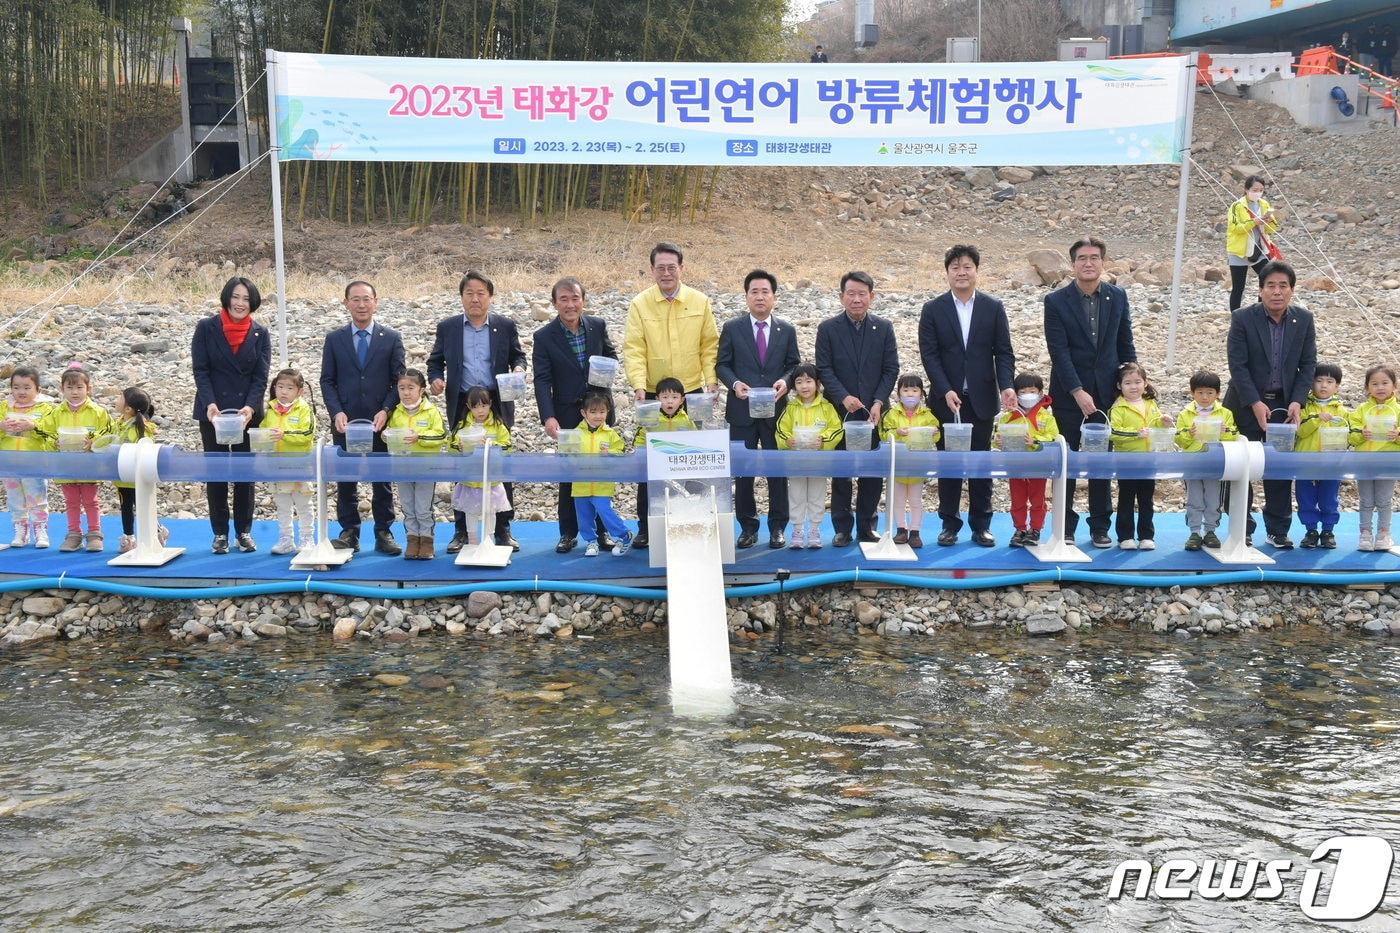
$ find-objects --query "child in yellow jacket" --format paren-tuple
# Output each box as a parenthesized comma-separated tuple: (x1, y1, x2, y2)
(632, 377, 697, 547)
(1108, 362, 1172, 550)
(1349, 364, 1400, 550)
(1175, 370, 1238, 551)
(573, 390, 633, 556)
(33, 363, 115, 552)
(775, 363, 844, 549)
(879, 373, 940, 547)
(387, 369, 447, 560)
(112, 387, 169, 554)
(995, 373, 1060, 547)
(1294, 363, 1346, 550)
(452, 385, 512, 548)
(260, 368, 319, 555)
(0, 365, 54, 548)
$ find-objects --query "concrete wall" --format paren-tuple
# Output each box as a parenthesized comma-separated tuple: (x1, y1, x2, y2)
(117, 129, 192, 184)
(1246, 73, 1361, 127)
(1061, 0, 1140, 29)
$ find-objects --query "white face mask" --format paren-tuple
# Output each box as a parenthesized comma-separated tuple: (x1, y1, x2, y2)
(1246, 190, 1263, 202)
(1018, 393, 1041, 409)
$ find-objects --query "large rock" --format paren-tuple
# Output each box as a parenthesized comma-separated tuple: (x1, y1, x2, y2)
(21, 596, 67, 617)
(2, 621, 60, 647)
(1025, 614, 1067, 636)
(467, 590, 504, 618)
(1026, 249, 1071, 286)
(962, 167, 997, 188)
(996, 166, 1036, 184)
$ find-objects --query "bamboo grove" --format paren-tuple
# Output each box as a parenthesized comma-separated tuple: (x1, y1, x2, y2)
(3, 0, 792, 223)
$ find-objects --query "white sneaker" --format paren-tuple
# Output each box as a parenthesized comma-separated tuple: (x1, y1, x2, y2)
(1376, 531, 1394, 550)
(1119, 539, 1137, 550)
(118, 534, 136, 553)
(298, 536, 314, 550)
(157, 524, 170, 546)
(270, 535, 297, 555)
(584, 541, 599, 556)
(33, 525, 48, 549)
(1138, 539, 1156, 550)
(788, 528, 805, 549)
(1359, 529, 1374, 551)
(10, 523, 27, 547)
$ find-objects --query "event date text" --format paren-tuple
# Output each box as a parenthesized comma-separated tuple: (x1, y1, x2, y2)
(529, 140, 684, 154)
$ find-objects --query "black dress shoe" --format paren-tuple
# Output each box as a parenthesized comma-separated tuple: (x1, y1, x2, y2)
(598, 532, 615, 551)
(971, 530, 995, 547)
(556, 535, 577, 554)
(937, 529, 958, 546)
(374, 531, 402, 556)
(769, 532, 786, 549)
(1091, 532, 1112, 548)
(632, 530, 649, 549)
(736, 531, 759, 549)
(446, 531, 469, 553)
(331, 529, 360, 552)
(832, 531, 853, 547)
(497, 533, 521, 552)
(856, 529, 880, 543)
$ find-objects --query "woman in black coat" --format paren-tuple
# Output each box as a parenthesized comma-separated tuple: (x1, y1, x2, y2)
(192, 276, 272, 553)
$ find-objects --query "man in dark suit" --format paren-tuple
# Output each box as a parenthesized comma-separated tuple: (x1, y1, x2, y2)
(815, 271, 900, 546)
(1043, 235, 1137, 548)
(1224, 260, 1316, 548)
(918, 244, 1016, 547)
(532, 276, 619, 554)
(428, 270, 528, 552)
(717, 269, 801, 549)
(319, 280, 406, 555)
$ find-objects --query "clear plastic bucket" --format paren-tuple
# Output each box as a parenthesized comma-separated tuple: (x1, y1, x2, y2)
(382, 427, 414, 455)
(793, 425, 821, 450)
(747, 387, 777, 419)
(998, 422, 1029, 452)
(1148, 426, 1176, 452)
(685, 392, 715, 425)
(344, 419, 374, 454)
(1319, 424, 1349, 451)
(1080, 422, 1111, 453)
(587, 356, 618, 387)
(4, 413, 34, 437)
(844, 420, 874, 451)
(248, 428, 276, 453)
(57, 426, 88, 452)
(457, 425, 486, 451)
(212, 410, 244, 445)
(1194, 417, 1222, 444)
(1366, 414, 1397, 441)
(1266, 422, 1297, 453)
(905, 425, 936, 451)
(495, 371, 527, 402)
(636, 401, 662, 428)
(943, 422, 973, 452)
(556, 428, 583, 454)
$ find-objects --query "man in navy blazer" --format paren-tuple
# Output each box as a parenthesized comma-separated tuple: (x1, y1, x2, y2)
(319, 280, 406, 554)
(1224, 260, 1316, 548)
(815, 271, 900, 546)
(918, 245, 1016, 547)
(428, 271, 528, 551)
(532, 277, 619, 553)
(717, 269, 801, 549)
(1043, 236, 1137, 547)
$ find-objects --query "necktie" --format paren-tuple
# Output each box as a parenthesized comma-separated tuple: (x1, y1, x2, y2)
(356, 329, 369, 366)
(756, 320, 768, 367)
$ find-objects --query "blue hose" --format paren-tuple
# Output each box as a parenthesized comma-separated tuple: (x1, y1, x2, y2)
(8, 569, 1400, 602)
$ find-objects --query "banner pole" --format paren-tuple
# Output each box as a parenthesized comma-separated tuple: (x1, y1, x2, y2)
(1165, 53, 1199, 372)
(265, 49, 289, 370)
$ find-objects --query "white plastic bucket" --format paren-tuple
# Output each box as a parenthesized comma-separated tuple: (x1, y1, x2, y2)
(556, 428, 583, 454)
(1266, 422, 1297, 452)
(495, 371, 527, 402)
(382, 426, 414, 455)
(1194, 417, 1222, 444)
(1366, 414, 1397, 441)
(4, 413, 34, 437)
(998, 422, 1029, 452)
(636, 401, 662, 428)
(905, 425, 936, 451)
(943, 422, 973, 452)
(793, 425, 821, 450)
(1319, 424, 1349, 451)
(212, 409, 244, 445)
(248, 428, 276, 453)
(844, 420, 874, 451)
(57, 426, 88, 452)
(747, 387, 777, 419)
(457, 425, 486, 451)
(1148, 426, 1176, 452)
(344, 419, 374, 454)
(587, 356, 618, 387)
(685, 392, 715, 425)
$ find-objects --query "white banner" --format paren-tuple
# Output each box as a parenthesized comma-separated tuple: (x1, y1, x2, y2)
(270, 52, 1191, 167)
(645, 430, 732, 481)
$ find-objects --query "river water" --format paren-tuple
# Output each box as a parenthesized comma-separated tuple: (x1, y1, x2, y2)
(2, 625, 1399, 931)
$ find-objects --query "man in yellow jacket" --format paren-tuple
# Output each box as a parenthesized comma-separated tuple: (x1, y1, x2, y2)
(623, 242, 719, 403)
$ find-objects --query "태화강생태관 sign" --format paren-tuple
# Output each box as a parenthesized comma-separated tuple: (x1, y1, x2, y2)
(269, 52, 1191, 167)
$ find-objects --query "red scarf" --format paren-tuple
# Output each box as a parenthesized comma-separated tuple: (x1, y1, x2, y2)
(221, 308, 252, 355)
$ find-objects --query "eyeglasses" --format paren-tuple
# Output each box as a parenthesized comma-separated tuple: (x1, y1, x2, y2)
(653, 265, 680, 273)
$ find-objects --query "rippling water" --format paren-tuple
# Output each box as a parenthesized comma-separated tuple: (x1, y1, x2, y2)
(2, 625, 1399, 931)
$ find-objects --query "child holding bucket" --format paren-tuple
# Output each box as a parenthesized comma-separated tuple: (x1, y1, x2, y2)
(995, 372, 1059, 547)
(1348, 364, 1400, 550)
(632, 377, 696, 546)
(573, 390, 633, 557)
(775, 363, 844, 549)
(1108, 362, 1172, 550)
(259, 368, 318, 555)
(33, 363, 114, 552)
(1175, 370, 1238, 551)
(879, 373, 939, 547)
(1294, 363, 1347, 550)
(0, 365, 54, 548)
(452, 385, 512, 549)
(387, 369, 447, 559)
